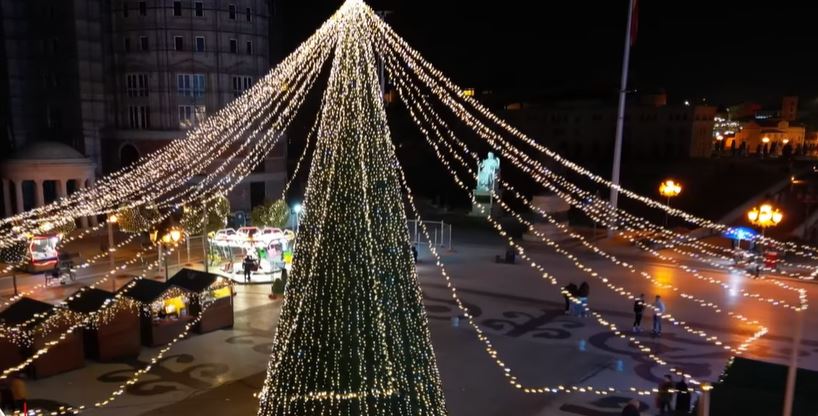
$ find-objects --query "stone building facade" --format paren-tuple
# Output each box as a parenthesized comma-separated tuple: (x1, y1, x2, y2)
(0, 0, 284, 217)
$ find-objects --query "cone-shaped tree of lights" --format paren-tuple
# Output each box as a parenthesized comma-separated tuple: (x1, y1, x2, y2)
(257, 3, 447, 415)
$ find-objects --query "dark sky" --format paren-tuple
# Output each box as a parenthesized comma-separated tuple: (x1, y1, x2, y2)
(275, 1, 818, 106)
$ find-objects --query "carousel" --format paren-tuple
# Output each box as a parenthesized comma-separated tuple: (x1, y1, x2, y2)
(209, 226, 294, 284)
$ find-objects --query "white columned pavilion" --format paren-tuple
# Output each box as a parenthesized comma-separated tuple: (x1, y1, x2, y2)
(0, 141, 96, 227)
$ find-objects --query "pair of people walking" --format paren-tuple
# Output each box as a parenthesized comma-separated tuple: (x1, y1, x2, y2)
(563, 281, 590, 317)
(632, 294, 666, 336)
(656, 374, 691, 415)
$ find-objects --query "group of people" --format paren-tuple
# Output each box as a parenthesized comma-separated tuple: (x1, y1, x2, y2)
(620, 374, 691, 415)
(562, 282, 590, 317)
(0, 373, 28, 413)
(633, 293, 666, 336)
(563, 284, 667, 336)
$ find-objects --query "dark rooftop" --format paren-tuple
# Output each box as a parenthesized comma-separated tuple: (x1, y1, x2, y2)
(64, 288, 115, 314)
(118, 279, 171, 304)
(168, 268, 218, 293)
(0, 297, 55, 326)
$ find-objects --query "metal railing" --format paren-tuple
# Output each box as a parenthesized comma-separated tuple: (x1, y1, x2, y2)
(407, 219, 453, 250)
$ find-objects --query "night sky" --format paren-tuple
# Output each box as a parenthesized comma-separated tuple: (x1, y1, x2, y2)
(276, 0, 818, 106)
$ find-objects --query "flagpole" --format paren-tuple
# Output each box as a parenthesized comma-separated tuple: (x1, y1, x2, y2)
(608, 0, 636, 237)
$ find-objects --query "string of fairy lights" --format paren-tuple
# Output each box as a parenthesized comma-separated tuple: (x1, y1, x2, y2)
(373, 11, 816, 268)
(378, 32, 805, 316)
(370, 9, 817, 318)
(382, 44, 766, 394)
(368, 10, 818, 264)
(258, 3, 446, 413)
(0, 15, 340, 250)
(371, 14, 817, 271)
(3, 6, 338, 414)
(383, 56, 772, 349)
(2, 1, 815, 413)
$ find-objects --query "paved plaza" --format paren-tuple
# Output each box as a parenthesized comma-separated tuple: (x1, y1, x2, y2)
(1, 231, 817, 415)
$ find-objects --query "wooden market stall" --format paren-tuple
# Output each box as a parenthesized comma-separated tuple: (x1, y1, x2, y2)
(64, 288, 141, 361)
(0, 297, 84, 378)
(119, 279, 193, 347)
(168, 268, 234, 334)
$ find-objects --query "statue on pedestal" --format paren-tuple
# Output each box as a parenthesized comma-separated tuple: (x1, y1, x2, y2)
(471, 152, 501, 217)
(476, 152, 500, 195)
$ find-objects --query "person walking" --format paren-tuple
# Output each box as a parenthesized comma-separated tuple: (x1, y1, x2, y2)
(673, 376, 691, 415)
(578, 281, 590, 317)
(10, 373, 27, 413)
(411, 244, 418, 264)
(621, 399, 641, 416)
(656, 374, 673, 415)
(652, 295, 666, 336)
(633, 294, 645, 333)
(242, 255, 253, 283)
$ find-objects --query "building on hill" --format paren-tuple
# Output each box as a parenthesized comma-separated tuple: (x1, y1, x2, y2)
(730, 119, 806, 156)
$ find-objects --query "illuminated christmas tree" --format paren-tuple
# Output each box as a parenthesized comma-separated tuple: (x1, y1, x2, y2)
(257, 3, 447, 415)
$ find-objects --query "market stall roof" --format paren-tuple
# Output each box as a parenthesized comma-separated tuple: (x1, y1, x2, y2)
(0, 297, 55, 326)
(118, 279, 172, 304)
(168, 268, 219, 293)
(64, 288, 115, 314)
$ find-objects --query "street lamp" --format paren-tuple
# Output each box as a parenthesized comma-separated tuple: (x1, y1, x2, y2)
(107, 213, 118, 290)
(658, 179, 682, 227)
(150, 223, 184, 281)
(746, 203, 783, 236)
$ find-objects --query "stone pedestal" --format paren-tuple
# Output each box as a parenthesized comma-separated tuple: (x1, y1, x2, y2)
(523, 194, 572, 243)
(469, 191, 494, 217)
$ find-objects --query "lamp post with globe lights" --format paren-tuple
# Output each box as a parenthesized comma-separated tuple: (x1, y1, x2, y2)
(747, 203, 783, 237)
(150, 222, 184, 281)
(746, 203, 797, 416)
(658, 179, 682, 227)
(107, 213, 119, 289)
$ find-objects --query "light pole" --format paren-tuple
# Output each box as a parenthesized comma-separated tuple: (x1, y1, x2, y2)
(151, 225, 183, 281)
(658, 179, 682, 227)
(293, 203, 302, 234)
(747, 203, 783, 238)
(107, 214, 118, 290)
(608, 0, 637, 237)
(747, 204, 797, 416)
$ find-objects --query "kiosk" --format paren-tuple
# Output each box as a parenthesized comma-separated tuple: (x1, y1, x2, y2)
(168, 268, 234, 334)
(119, 279, 192, 347)
(0, 297, 84, 378)
(65, 288, 141, 361)
(26, 233, 61, 272)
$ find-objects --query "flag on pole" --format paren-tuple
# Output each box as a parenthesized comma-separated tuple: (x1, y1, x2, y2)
(630, 0, 640, 46)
